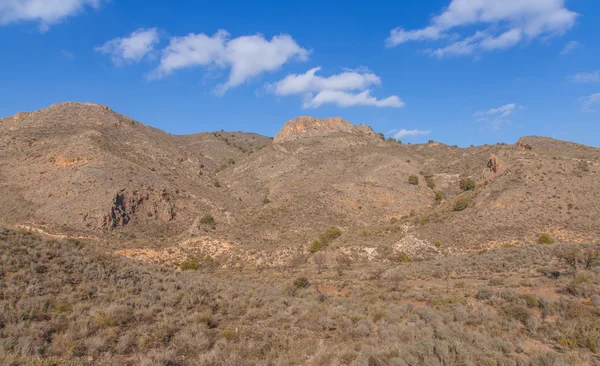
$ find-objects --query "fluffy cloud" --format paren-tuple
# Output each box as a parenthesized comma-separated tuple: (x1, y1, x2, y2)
(387, 0, 577, 58)
(560, 40, 581, 55)
(569, 71, 600, 83)
(581, 93, 600, 112)
(393, 129, 431, 139)
(95, 28, 160, 66)
(0, 0, 100, 31)
(269, 67, 404, 108)
(151, 30, 309, 94)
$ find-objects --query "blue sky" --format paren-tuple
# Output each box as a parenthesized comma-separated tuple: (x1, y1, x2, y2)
(0, 0, 599, 147)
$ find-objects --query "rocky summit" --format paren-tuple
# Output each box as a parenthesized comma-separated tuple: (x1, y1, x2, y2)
(273, 116, 378, 143)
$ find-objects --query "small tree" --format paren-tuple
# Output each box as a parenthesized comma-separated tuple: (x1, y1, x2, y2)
(313, 252, 326, 274)
(459, 178, 476, 191)
(554, 245, 581, 277)
(433, 265, 452, 294)
(582, 247, 600, 270)
(408, 175, 419, 185)
(335, 253, 352, 276)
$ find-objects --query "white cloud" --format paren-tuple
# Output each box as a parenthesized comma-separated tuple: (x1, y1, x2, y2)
(304, 90, 403, 109)
(151, 30, 309, 94)
(560, 40, 581, 55)
(387, 0, 577, 58)
(474, 103, 518, 118)
(271, 67, 380, 96)
(474, 103, 523, 130)
(0, 0, 100, 31)
(95, 28, 160, 66)
(581, 93, 600, 112)
(393, 129, 431, 139)
(569, 71, 600, 83)
(268, 67, 404, 108)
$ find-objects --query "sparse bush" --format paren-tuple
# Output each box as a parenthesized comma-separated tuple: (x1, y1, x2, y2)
(396, 252, 412, 263)
(476, 287, 493, 300)
(521, 294, 539, 308)
(309, 240, 324, 253)
(293, 277, 310, 289)
(435, 241, 441, 248)
(180, 258, 200, 271)
(434, 191, 445, 203)
(453, 197, 470, 211)
(459, 178, 476, 191)
(319, 226, 342, 245)
(503, 304, 532, 324)
(408, 175, 419, 185)
(538, 233, 554, 244)
(426, 177, 435, 189)
(200, 213, 215, 226)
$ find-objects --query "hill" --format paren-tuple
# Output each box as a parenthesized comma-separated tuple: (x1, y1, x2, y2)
(0, 102, 599, 266)
(2, 103, 600, 365)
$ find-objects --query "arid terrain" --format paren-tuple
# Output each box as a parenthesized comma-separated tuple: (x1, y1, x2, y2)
(1, 103, 600, 365)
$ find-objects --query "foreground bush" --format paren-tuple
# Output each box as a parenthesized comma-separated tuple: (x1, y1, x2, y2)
(1, 228, 599, 365)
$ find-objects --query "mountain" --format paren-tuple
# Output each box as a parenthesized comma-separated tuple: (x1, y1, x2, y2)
(0, 102, 271, 240)
(1, 103, 599, 265)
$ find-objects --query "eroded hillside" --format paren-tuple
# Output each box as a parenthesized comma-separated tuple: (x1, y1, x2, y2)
(1, 103, 599, 266)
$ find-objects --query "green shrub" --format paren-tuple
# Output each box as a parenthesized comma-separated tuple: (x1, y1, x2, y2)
(538, 233, 554, 244)
(293, 277, 310, 289)
(453, 197, 470, 211)
(503, 304, 532, 324)
(459, 178, 476, 191)
(435, 241, 441, 248)
(476, 287, 493, 300)
(396, 252, 412, 263)
(426, 177, 435, 189)
(309, 240, 324, 253)
(200, 214, 215, 226)
(521, 294, 539, 308)
(408, 175, 419, 185)
(180, 258, 199, 271)
(434, 191, 445, 202)
(319, 226, 342, 245)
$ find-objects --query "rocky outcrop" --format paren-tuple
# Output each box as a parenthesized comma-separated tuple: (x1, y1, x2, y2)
(103, 188, 176, 229)
(487, 154, 499, 173)
(515, 141, 532, 150)
(273, 116, 377, 143)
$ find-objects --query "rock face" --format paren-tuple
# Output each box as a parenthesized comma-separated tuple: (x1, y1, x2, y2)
(273, 116, 377, 143)
(103, 188, 176, 229)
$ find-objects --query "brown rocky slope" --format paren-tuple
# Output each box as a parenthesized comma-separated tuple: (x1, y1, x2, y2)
(1, 103, 599, 264)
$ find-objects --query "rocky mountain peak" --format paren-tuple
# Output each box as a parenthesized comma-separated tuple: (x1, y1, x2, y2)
(273, 116, 376, 143)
